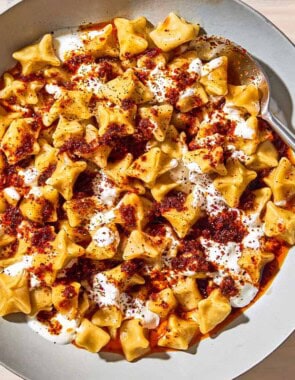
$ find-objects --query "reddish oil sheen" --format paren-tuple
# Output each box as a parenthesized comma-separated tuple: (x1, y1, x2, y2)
(99, 244, 290, 356)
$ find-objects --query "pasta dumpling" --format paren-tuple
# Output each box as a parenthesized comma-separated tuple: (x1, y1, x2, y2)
(114, 17, 149, 58)
(200, 56, 228, 96)
(158, 314, 198, 350)
(120, 319, 150, 361)
(0, 272, 31, 316)
(238, 248, 274, 284)
(13, 34, 60, 75)
(82, 24, 119, 58)
(197, 289, 231, 334)
(46, 153, 87, 200)
(264, 202, 295, 244)
(150, 13, 197, 52)
(264, 157, 295, 204)
(1, 118, 40, 164)
(76, 318, 110, 353)
(213, 159, 257, 207)
(226, 84, 260, 116)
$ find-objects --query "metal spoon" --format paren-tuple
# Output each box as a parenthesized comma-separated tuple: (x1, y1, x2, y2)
(190, 36, 295, 151)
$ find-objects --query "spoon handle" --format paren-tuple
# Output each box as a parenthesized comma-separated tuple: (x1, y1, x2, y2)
(263, 112, 295, 152)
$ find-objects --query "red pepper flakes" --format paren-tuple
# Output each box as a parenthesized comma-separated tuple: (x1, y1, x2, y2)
(99, 124, 128, 146)
(37, 309, 57, 323)
(107, 121, 151, 161)
(42, 199, 55, 222)
(37, 310, 62, 336)
(145, 219, 167, 237)
(1, 205, 23, 235)
(192, 210, 247, 244)
(262, 236, 285, 256)
(171, 251, 210, 273)
(121, 98, 136, 111)
(166, 88, 179, 106)
(4, 165, 24, 188)
(247, 168, 272, 191)
(62, 54, 95, 74)
(171, 69, 196, 91)
(135, 70, 149, 83)
(14, 71, 45, 83)
(239, 189, 255, 211)
(31, 226, 55, 251)
(13, 134, 35, 162)
(70, 197, 99, 218)
(211, 119, 236, 136)
(159, 191, 187, 213)
(208, 210, 247, 243)
(62, 284, 77, 299)
(220, 276, 238, 297)
(73, 170, 96, 198)
(32, 263, 54, 280)
(59, 137, 97, 157)
(97, 60, 120, 82)
(121, 260, 143, 276)
(38, 164, 57, 186)
(61, 258, 103, 283)
(119, 204, 136, 228)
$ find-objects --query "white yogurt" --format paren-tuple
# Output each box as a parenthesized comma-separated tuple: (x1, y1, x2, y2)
(53, 28, 84, 61)
(88, 210, 115, 231)
(27, 313, 79, 344)
(19, 167, 39, 186)
(93, 226, 115, 247)
(3, 255, 33, 277)
(3, 187, 21, 202)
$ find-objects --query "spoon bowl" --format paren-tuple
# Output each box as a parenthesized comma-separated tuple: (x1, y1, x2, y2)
(191, 36, 295, 151)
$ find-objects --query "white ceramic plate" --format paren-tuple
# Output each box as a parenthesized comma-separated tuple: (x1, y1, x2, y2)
(0, 1, 294, 379)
